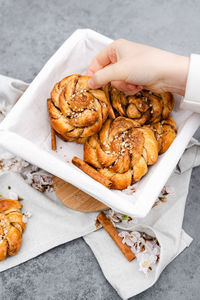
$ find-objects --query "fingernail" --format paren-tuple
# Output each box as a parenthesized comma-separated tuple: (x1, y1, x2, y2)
(88, 78, 97, 89)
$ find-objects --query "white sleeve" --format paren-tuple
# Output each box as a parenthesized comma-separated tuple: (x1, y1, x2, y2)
(180, 54, 200, 113)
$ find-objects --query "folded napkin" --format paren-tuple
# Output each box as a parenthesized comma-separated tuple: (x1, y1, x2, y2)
(0, 75, 199, 299)
(84, 151, 196, 299)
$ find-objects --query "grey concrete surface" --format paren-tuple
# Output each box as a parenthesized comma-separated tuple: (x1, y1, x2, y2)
(0, 0, 200, 299)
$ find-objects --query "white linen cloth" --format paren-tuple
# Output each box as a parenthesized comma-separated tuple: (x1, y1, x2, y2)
(0, 75, 200, 299)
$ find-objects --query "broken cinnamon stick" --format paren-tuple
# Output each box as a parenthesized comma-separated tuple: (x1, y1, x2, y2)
(51, 126, 57, 150)
(72, 156, 112, 189)
(97, 212, 135, 262)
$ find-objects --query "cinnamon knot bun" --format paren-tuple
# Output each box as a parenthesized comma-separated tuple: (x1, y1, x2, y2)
(106, 85, 174, 125)
(149, 116, 177, 154)
(0, 199, 26, 261)
(84, 117, 158, 190)
(48, 74, 114, 143)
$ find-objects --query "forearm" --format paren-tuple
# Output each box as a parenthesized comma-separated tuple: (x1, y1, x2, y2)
(162, 55, 190, 96)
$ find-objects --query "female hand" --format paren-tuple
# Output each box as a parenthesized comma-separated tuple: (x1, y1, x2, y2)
(87, 39, 189, 96)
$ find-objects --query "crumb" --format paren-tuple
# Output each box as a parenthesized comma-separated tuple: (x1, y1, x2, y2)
(23, 211, 32, 218)
(95, 218, 101, 229)
(123, 185, 136, 195)
(158, 196, 167, 202)
(152, 201, 159, 208)
(161, 186, 169, 196)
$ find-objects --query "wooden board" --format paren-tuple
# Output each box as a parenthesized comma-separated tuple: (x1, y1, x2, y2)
(53, 176, 108, 212)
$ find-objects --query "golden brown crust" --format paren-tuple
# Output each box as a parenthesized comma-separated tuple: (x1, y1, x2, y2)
(106, 84, 174, 125)
(149, 116, 177, 154)
(0, 199, 22, 213)
(0, 199, 26, 261)
(84, 117, 158, 190)
(48, 74, 177, 189)
(48, 74, 114, 143)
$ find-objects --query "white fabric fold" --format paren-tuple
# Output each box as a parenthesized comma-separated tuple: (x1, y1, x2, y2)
(0, 172, 98, 272)
(84, 149, 195, 299)
(0, 75, 28, 106)
(84, 229, 192, 300)
(0, 75, 199, 300)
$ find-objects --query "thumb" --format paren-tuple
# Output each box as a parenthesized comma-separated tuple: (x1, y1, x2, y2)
(88, 62, 127, 89)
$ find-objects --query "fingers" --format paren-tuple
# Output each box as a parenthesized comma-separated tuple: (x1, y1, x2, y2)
(124, 87, 143, 96)
(87, 47, 112, 76)
(87, 69, 95, 76)
(87, 42, 117, 76)
(88, 61, 127, 89)
(111, 81, 143, 95)
(111, 81, 137, 90)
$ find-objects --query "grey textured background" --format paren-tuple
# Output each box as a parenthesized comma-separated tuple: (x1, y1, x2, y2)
(0, 0, 200, 299)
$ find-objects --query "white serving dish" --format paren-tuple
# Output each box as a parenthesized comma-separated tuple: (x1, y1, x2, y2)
(0, 29, 200, 218)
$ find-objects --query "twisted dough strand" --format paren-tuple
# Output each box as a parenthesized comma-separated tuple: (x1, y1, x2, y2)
(0, 199, 26, 261)
(84, 117, 158, 190)
(105, 85, 174, 125)
(149, 116, 177, 154)
(48, 74, 114, 143)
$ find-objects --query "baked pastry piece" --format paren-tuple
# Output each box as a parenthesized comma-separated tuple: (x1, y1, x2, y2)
(105, 85, 174, 125)
(84, 116, 158, 190)
(149, 116, 177, 154)
(48, 74, 114, 143)
(0, 198, 26, 261)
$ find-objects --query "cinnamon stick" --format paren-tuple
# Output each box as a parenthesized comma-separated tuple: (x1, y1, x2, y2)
(51, 126, 57, 150)
(72, 156, 112, 189)
(97, 212, 135, 262)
